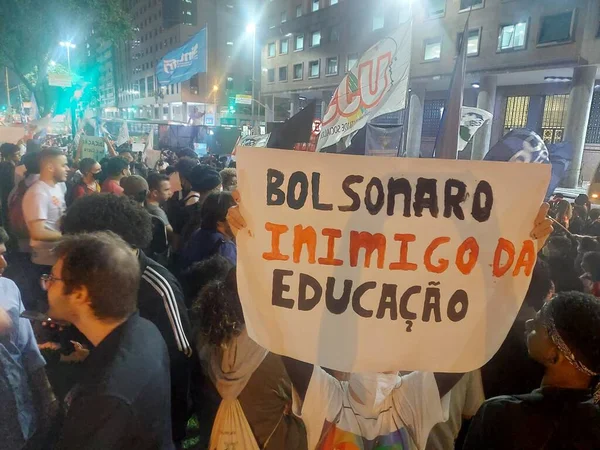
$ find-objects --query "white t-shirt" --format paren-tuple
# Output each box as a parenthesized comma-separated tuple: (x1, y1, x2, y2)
(426, 370, 484, 450)
(22, 180, 66, 266)
(295, 368, 449, 450)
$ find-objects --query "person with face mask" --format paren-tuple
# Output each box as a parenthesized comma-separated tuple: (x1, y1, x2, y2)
(70, 158, 102, 201)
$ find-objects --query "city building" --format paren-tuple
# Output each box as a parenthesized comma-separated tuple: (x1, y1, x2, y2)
(261, 0, 600, 186)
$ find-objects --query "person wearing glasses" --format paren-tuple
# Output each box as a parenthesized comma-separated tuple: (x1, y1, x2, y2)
(45, 231, 174, 450)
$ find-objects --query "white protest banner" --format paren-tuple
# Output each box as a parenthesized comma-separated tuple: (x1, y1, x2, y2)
(316, 20, 411, 152)
(236, 147, 551, 373)
(459, 107, 493, 151)
(0, 126, 26, 143)
(80, 136, 107, 161)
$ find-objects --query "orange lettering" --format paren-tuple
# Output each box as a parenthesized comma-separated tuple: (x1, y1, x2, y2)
(318, 228, 343, 266)
(493, 238, 515, 277)
(293, 225, 317, 264)
(456, 237, 479, 275)
(513, 240, 535, 276)
(424, 237, 451, 274)
(262, 222, 290, 261)
(349, 231, 386, 269)
(389, 234, 417, 271)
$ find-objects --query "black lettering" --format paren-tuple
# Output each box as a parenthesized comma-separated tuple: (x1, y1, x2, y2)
(387, 177, 412, 217)
(272, 269, 294, 309)
(298, 273, 322, 311)
(351, 281, 376, 318)
(472, 180, 493, 223)
(266, 169, 285, 206)
(443, 179, 467, 220)
(399, 286, 420, 320)
(365, 177, 385, 215)
(413, 178, 439, 218)
(312, 172, 333, 211)
(447, 290, 469, 322)
(287, 172, 309, 210)
(339, 175, 364, 212)
(325, 278, 352, 314)
(376, 284, 398, 320)
(422, 286, 442, 322)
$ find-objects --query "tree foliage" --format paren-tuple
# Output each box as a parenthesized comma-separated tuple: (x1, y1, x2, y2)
(0, 0, 132, 115)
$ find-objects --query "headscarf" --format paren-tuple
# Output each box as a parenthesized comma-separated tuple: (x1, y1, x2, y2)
(540, 303, 600, 403)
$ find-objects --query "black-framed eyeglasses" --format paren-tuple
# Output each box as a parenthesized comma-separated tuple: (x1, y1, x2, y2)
(40, 274, 63, 291)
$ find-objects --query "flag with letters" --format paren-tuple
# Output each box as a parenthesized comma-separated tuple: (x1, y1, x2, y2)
(156, 28, 207, 86)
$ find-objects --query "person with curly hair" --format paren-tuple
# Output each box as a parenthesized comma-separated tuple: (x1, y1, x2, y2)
(464, 291, 600, 449)
(192, 268, 307, 450)
(61, 193, 192, 447)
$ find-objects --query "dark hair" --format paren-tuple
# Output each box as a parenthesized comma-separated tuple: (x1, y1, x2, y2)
(175, 157, 198, 182)
(582, 252, 600, 281)
(550, 291, 600, 373)
(54, 231, 140, 320)
(147, 172, 170, 191)
(548, 236, 572, 254)
(39, 147, 64, 163)
(22, 152, 40, 175)
(176, 148, 198, 160)
(201, 192, 236, 230)
(579, 237, 599, 253)
(191, 268, 243, 346)
(555, 200, 572, 220)
(0, 226, 9, 245)
(189, 164, 221, 193)
(0, 143, 19, 159)
(573, 205, 588, 221)
(182, 254, 233, 303)
(590, 209, 600, 222)
(62, 194, 153, 249)
(105, 157, 130, 177)
(574, 194, 589, 207)
(524, 260, 552, 310)
(79, 158, 97, 175)
(220, 168, 237, 190)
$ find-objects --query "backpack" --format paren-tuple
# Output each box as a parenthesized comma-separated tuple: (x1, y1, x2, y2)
(8, 180, 30, 238)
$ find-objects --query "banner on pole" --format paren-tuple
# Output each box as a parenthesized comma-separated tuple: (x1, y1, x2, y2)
(236, 94, 253, 105)
(80, 136, 107, 161)
(459, 107, 493, 151)
(236, 147, 551, 372)
(156, 28, 207, 86)
(317, 20, 411, 152)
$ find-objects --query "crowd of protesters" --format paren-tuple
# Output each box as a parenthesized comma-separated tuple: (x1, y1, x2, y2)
(0, 138, 599, 450)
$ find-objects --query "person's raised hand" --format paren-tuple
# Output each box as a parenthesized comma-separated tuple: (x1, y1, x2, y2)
(530, 203, 553, 250)
(226, 190, 248, 238)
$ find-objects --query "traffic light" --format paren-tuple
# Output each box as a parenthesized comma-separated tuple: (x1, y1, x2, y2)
(228, 96, 236, 114)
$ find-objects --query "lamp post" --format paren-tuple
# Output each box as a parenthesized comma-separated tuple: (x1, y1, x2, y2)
(246, 23, 256, 130)
(59, 41, 76, 72)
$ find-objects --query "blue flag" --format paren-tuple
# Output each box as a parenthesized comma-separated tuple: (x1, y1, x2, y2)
(156, 28, 207, 86)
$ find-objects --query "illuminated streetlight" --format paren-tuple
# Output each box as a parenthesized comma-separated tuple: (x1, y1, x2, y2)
(50, 60, 56, 67)
(245, 23, 256, 34)
(246, 23, 257, 128)
(59, 41, 76, 72)
(212, 85, 219, 91)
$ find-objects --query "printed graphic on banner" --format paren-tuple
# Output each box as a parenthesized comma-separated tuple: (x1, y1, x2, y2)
(459, 107, 493, 151)
(238, 134, 271, 147)
(80, 136, 107, 161)
(156, 28, 207, 86)
(235, 94, 253, 106)
(365, 123, 403, 157)
(236, 147, 551, 372)
(317, 21, 412, 152)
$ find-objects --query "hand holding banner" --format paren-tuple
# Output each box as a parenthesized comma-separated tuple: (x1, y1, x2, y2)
(235, 147, 551, 373)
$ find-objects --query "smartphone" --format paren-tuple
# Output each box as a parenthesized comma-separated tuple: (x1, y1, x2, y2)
(20, 311, 69, 327)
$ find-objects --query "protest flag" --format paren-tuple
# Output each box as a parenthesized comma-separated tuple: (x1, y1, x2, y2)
(434, 19, 468, 159)
(116, 121, 130, 147)
(156, 28, 207, 86)
(267, 101, 316, 150)
(546, 141, 573, 199)
(458, 107, 493, 151)
(316, 18, 412, 152)
(30, 93, 40, 121)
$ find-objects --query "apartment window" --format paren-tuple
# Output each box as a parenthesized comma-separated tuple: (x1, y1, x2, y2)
(457, 29, 481, 56)
(176, 83, 179, 93)
(267, 69, 275, 83)
(460, 0, 483, 11)
(347, 53, 359, 71)
(280, 39, 289, 54)
(372, 10, 384, 31)
(330, 0, 338, 4)
(498, 21, 528, 51)
(326, 57, 338, 76)
(295, 34, 304, 51)
(427, 0, 446, 18)
(296, 5, 302, 17)
(268, 42, 276, 57)
(309, 60, 320, 78)
(329, 26, 340, 42)
(279, 66, 288, 82)
(139, 78, 146, 97)
(147, 76, 155, 97)
(312, 0, 319, 12)
(293, 63, 303, 80)
(423, 37, 442, 61)
(281, 11, 287, 23)
(538, 10, 575, 46)
(310, 31, 321, 47)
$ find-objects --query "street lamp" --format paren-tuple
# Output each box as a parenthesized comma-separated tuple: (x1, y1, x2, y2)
(50, 60, 56, 67)
(59, 41, 76, 72)
(246, 23, 257, 130)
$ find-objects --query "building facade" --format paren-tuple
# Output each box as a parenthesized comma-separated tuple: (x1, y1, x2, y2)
(261, 0, 600, 186)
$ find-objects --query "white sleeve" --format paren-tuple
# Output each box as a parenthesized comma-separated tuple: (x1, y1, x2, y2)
(393, 372, 450, 450)
(462, 370, 485, 418)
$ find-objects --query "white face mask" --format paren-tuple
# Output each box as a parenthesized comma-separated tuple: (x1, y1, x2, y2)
(348, 372, 399, 413)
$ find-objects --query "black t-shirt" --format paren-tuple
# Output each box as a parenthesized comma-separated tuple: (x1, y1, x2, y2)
(56, 313, 175, 450)
(464, 387, 600, 450)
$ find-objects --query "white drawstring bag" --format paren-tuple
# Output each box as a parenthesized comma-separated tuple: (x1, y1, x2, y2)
(209, 399, 260, 450)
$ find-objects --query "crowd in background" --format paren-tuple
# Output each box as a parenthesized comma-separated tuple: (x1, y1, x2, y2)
(0, 138, 599, 450)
